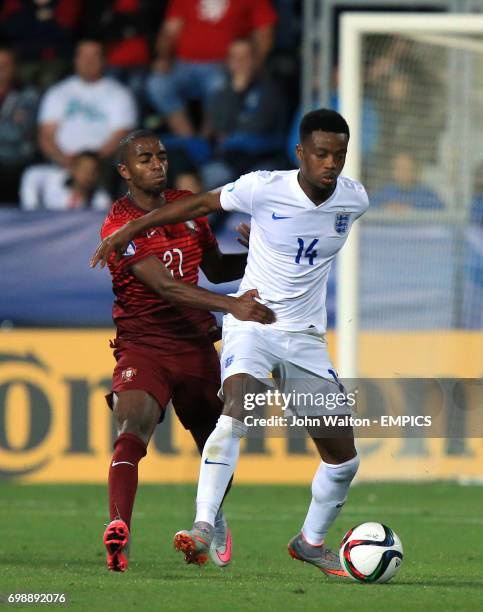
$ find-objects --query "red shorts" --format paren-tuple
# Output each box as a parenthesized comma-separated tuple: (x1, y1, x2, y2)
(107, 339, 223, 430)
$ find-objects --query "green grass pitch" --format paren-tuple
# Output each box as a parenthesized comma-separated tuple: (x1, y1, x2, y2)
(0, 482, 482, 611)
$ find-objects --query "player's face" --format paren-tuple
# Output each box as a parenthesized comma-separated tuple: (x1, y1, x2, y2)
(120, 138, 168, 195)
(297, 131, 348, 190)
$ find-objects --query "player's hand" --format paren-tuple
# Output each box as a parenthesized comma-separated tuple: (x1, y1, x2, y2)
(236, 222, 250, 248)
(90, 223, 135, 268)
(230, 289, 276, 324)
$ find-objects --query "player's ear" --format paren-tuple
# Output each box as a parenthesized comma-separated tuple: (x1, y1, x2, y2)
(117, 163, 130, 181)
(295, 143, 303, 163)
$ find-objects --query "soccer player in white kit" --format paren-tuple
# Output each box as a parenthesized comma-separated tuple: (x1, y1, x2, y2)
(91, 109, 369, 577)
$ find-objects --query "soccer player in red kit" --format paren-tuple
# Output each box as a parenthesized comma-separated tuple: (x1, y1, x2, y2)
(100, 129, 274, 572)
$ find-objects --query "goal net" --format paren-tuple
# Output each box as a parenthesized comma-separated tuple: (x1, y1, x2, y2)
(337, 14, 483, 377)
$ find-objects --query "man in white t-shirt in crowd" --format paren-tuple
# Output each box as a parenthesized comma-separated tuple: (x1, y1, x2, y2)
(90, 109, 370, 579)
(38, 39, 137, 168)
(20, 151, 111, 211)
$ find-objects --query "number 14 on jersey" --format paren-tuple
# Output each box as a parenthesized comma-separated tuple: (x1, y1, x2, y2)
(295, 238, 319, 265)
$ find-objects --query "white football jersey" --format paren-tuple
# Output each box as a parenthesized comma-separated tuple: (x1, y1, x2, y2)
(220, 169, 369, 332)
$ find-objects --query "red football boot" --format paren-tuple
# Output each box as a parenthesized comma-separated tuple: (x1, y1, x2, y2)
(103, 519, 130, 572)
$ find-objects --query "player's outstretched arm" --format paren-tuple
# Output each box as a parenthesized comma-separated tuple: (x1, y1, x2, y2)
(90, 191, 222, 268)
(131, 256, 275, 324)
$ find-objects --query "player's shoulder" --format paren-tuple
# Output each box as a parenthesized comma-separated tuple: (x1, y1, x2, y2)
(101, 195, 136, 237)
(108, 195, 134, 216)
(255, 169, 296, 183)
(165, 188, 192, 202)
(237, 169, 296, 189)
(164, 189, 211, 230)
(337, 175, 370, 211)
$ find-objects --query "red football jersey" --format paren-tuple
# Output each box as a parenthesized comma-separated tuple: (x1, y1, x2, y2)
(167, 0, 276, 62)
(101, 191, 219, 352)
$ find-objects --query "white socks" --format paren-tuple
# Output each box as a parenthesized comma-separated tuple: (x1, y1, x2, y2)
(302, 454, 360, 546)
(195, 415, 247, 526)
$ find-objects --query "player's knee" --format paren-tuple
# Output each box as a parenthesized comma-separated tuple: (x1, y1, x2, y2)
(119, 417, 151, 440)
(221, 395, 245, 422)
(114, 398, 159, 441)
(325, 454, 360, 484)
(210, 414, 247, 441)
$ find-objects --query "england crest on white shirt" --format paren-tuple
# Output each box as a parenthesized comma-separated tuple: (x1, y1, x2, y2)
(335, 213, 350, 235)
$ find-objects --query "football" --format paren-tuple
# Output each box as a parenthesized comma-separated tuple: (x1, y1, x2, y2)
(339, 522, 403, 583)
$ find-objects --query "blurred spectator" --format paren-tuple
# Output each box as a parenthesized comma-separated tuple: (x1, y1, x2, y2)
(367, 38, 443, 187)
(79, 1, 167, 106)
(38, 39, 137, 168)
(147, 0, 277, 136)
(0, 0, 81, 89)
(371, 152, 444, 213)
(0, 46, 39, 205)
(20, 152, 111, 210)
(201, 38, 287, 189)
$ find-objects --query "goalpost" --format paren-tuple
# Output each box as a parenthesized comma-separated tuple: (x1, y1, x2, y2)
(337, 13, 483, 377)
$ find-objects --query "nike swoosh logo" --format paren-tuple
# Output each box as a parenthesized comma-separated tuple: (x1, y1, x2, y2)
(216, 527, 232, 564)
(272, 212, 291, 220)
(111, 461, 135, 467)
(204, 458, 230, 466)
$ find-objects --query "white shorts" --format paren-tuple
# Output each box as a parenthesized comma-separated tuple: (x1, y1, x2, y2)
(220, 316, 347, 416)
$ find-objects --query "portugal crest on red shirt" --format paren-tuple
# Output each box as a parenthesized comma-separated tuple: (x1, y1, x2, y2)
(121, 367, 137, 382)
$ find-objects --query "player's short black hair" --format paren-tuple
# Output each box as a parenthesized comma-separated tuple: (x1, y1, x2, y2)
(299, 108, 350, 142)
(117, 129, 161, 165)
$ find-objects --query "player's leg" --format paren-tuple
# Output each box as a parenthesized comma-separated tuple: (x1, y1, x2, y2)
(104, 390, 161, 572)
(288, 428, 359, 579)
(280, 336, 360, 578)
(189, 422, 233, 567)
(172, 321, 274, 564)
(194, 373, 257, 518)
(170, 358, 250, 565)
(304, 433, 359, 537)
(173, 373, 262, 565)
(104, 343, 173, 572)
(109, 390, 161, 527)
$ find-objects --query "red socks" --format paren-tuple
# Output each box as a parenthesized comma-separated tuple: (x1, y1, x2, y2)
(108, 432, 147, 530)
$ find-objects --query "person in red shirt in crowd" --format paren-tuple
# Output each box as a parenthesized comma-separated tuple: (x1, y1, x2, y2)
(100, 129, 274, 572)
(146, 0, 277, 136)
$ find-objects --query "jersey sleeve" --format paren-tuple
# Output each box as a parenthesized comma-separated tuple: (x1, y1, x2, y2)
(195, 217, 218, 252)
(101, 219, 158, 274)
(219, 172, 257, 215)
(354, 186, 370, 221)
